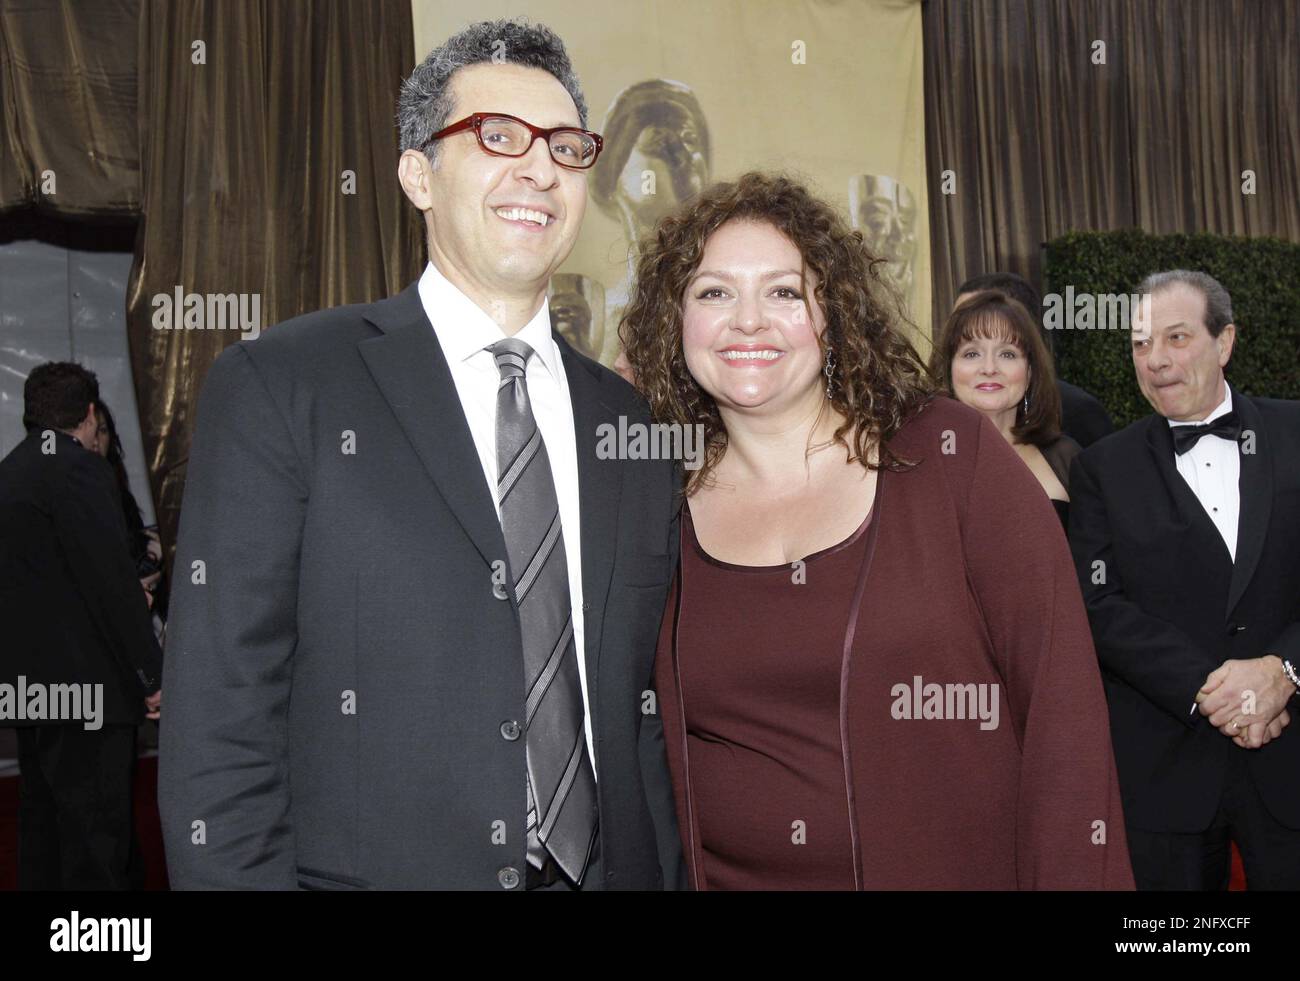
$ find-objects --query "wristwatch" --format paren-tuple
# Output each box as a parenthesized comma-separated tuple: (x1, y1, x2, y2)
(1282, 659, 1300, 697)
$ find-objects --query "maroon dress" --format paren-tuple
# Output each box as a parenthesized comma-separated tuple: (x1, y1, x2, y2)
(656, 399, 1135, 891)
(673, 503, 873, 890)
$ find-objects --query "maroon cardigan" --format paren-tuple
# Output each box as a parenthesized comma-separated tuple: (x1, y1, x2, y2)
(654, 397, 1135, 889)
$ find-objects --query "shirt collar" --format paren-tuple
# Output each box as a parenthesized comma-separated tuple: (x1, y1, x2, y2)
(417, 261, 559, 381)
(1168, 381, 1233, 428)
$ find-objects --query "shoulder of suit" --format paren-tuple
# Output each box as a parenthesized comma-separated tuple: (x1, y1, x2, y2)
(1244, 392, 1300, 423)
(212, 294, 394, 384)
(259, 296, 381, 350)
(1077, 412, 1158, 468)
(49, 436, 114, 490)
(561, 344, 654, 423)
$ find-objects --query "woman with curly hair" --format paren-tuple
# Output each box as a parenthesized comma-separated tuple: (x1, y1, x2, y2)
(622, 171, 1132, 890)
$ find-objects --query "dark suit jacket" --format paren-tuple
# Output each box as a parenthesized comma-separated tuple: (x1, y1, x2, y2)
(158, 282, 684, 890)
(1059, 380, 1114, 449)
(1068, 388, 1300, 832)
(0, 430, 162, 725)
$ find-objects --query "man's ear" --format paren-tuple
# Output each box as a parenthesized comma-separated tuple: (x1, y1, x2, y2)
(398, 149, 434, 211)
(1217, 323, 1236, 366)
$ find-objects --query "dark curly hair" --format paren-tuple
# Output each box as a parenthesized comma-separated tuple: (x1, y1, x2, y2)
(619, 171, 933, 494)
(23, 361, 99, 433)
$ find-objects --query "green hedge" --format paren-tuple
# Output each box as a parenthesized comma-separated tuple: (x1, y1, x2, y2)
(1042, 229, 1300, 429)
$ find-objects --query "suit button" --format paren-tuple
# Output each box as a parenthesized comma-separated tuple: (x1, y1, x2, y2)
(581, 603, 591, 613)
(493, 582, 509, 601)
(1227, 624, 1246, 636)
(500, 720, 521, 741)
(498, 866, 521, 889)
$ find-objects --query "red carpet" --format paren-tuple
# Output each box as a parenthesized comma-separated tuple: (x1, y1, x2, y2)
(0, 755, 169, 890)
(0, 759, 1245, 890)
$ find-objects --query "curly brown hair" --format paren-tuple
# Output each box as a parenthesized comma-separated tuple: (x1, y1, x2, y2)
(618, 171, 934, 494)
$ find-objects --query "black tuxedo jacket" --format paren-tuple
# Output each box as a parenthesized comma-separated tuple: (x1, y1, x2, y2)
(1069, 388, 1300, 832)
(1059, 379, 1114, 449)
(0, 430, 162, 725)
(159, 283, 684, 889)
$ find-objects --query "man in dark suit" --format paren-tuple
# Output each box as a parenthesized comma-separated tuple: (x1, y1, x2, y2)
(0, 362, 163, 889)
(1069, 270, 1300, 890)
(159, 19, 683, 890)
(956, 272, 1115, 447)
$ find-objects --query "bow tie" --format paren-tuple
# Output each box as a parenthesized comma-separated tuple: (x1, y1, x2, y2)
(1172, 411, 1241, 455)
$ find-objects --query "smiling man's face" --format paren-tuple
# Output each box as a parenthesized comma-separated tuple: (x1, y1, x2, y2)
(400, 63, 588, 314)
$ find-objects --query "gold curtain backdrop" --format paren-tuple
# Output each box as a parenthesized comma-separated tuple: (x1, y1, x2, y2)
(923, 0, 1300, 329)
(0, 0, 141, 215)
(413, 0, 933, 361)
(126, 0, 423, 560)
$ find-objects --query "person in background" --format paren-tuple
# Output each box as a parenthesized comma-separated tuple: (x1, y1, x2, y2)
(956, 272, 1114, 447)
(0, 362, 162, 889)
(1069, 269, 1300, 890)
(623, 171, 1133, 890)
(93, 399, 166, 620)
(932, 290, 1080, 529)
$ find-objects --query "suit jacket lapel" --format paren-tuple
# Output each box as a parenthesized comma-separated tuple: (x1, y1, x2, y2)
(358, 288, 624, 736)
(1143, 414, 1232, 565)
(1227, 390, 1272, 616)
(358, 283, 506, 571)
(557, 334, 623, 741)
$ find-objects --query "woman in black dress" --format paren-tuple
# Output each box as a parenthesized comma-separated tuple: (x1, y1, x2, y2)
(931, 290, 1080, 529)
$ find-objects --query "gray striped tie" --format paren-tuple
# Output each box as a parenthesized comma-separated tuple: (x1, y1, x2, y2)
(489, 337, 598, 884)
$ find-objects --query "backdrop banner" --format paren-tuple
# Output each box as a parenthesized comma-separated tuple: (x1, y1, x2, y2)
(413, 0, 932, 361)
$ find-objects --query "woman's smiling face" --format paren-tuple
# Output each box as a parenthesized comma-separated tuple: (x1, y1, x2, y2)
(681, 219, 827, 415)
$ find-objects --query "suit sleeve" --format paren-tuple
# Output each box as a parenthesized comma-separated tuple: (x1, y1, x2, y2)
(961, 417, 1134, 889)
(158, 344, 308, 890)
(53, 452, 162, 693)
(1067, 451, 1221, 726)
(1268, 623, 1300, 663)
(636, 459, 687, 890)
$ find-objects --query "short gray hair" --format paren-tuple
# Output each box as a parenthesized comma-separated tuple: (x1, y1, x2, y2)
(397, 18, 588, 168)
(1135, 269, 1235, 338)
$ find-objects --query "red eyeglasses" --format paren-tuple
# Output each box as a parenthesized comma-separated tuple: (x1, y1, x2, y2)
(427, 112, 604, 170)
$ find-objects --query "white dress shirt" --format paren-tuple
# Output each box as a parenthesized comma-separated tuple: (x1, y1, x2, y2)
(417, 261, 595, 774)
(1169, 385, 1240, 562)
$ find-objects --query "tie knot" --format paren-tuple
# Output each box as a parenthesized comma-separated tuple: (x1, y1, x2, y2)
(1172, 410, 1241, 455)
(489, 338, 534, 381)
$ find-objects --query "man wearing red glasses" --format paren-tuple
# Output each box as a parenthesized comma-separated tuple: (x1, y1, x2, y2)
(160, 18, 683, 892)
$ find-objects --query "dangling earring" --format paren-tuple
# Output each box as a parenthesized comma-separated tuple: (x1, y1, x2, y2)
(1022, 392, 1030, 417)
(823, 346, 836, 399)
